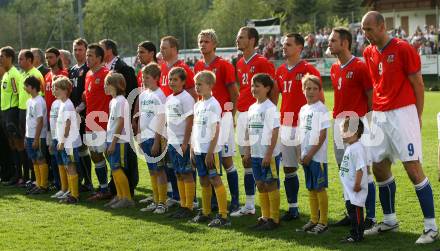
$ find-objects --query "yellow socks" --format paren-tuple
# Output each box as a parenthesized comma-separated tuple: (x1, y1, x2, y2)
(59, 166, 68, 192)
(201, 185, 212, 216)
(309, 190, 319, 224)
(184, 181, 195, 210)
(259, 192, 270, 219)
(112, 172, 122, 198)
(33, 164, 41, 187)
(67, 174, 79, 199)
(39, 163, 49, 189)
(150, 174, 159, 203)
(158, 183, 168, 204)
(177, 179, 186, 208)
(317, 190, 328, 225)
(113, 169, 131, 200)
(268, 189, 280, 223)
(214, 185, 228, 219)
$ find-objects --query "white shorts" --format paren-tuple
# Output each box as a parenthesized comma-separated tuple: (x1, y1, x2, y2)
(219, 112, 236, 158)
(369, 105, 422, 163)
(280, 126, 298, 168)
(83, 131, 107, 153)
(333, 116, 372, 166)
(236, 111, 249, 156)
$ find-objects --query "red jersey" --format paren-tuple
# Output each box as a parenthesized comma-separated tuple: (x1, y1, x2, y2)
(276, 60, 321, 127)
(236, 54, 275, 112)
(194, 56, 236, 112)
(84, 67, 111, 132)
(331, 57, 372, 118)
(363, 38, 419, 111)
(137, 70, 143, 88)
(160, 60, 195, 97)
(44, 69, 68, 119)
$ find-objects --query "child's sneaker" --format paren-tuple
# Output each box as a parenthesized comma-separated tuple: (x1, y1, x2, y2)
(249, 217, 268, 230)
(257, 219, 279, 231)
(139, 196, 154, 204)
(230, 206, 255, 217)
(301, 221, 317, 232)
(140, 202, 157, 212)
(51, 190, 65, 199)
(190, 211, 211, 223)
(153, 203, 167, 214)
(307, 224, 328, 234)
(208, 215, 231, 228)
(104, 197, 120, 207)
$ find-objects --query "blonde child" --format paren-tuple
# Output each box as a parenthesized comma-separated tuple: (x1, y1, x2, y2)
(297, 73, 330, 234)
(103, 72, 134, 209)
(53, 76, 82, 204)
(190, 70, 230, 227)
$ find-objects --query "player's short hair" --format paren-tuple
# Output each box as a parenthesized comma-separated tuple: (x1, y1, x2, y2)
(333, 27, 352, 50)
(20, 49, 34, 63)
(285, 33, 305, 47)
(252, 73, 274, 97)
(24, 75, 41, 92)
(194, 70, 216, 86)
(60, 49, 72, 66)
(53, 76, 73, 96)
(31, 48, 45, 64)
(342, 116, 364, 139)
(138, 41, 157, 62)
(1, 46, 15, 63)
(169, 67, 186, 81)
(240, 27, 259, 48)
(198, 29, 218, 46)
(87, 43, 104, 63)
(161, 36, 179, 52)
(105, 71, 126, 96)
(99, 39, 118, 56)
(301, 73, 322, 90)
(73, 38, 88, 48)
(141, 62, 161, 79)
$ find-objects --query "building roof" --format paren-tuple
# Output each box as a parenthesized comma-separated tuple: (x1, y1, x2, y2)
(362, 0, 439, 11)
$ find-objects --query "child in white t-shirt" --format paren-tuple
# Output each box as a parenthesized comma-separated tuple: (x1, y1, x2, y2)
(190, 70, 230, 227)
(339, 117, 368, 242)
(138, 63, 168, 214)
(165, 67, 195, 219)
(244, 73, 281, 230)
(24, 76, 49, 194)
(103, 72, 134, 209)
(297, 73, 330, 234)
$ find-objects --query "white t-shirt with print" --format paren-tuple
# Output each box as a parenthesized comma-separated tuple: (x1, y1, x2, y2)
(139, 88, 166, 141)
(247, 99, 280, 158)
(107, 95, 131, 143)
(298, 101, 330, 163)
(165, 90, 195, 145)
(192, 96, 222, 154)
(25, 95, 47, 138)
(49, 99, 61, 140)
(56, 99, 82, 149)
(339, 141, 369, 207)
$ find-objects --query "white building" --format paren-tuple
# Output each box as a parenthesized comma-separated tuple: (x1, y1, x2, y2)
(362, 0, 439, 36)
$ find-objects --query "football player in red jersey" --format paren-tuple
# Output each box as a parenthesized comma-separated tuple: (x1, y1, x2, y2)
(276, 33, 322, 221)
(328, 27, 377, 232)
(159, 36, 197, 208)
(194, 29, 240, 214)
(44, 48, 69, 191)
(159, 36, 197, 100)
(83, 43, 113, 202)
(231, 26, 278, 217)
(136, 41, 157, 88)
(362, 11, 437, 244)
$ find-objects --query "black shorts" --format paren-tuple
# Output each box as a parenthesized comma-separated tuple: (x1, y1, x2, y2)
(2, 107, 20, 139)
(19, 109, 26, 138)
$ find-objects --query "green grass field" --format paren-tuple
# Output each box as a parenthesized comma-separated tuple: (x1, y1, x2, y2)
(1, 91, 440, 251)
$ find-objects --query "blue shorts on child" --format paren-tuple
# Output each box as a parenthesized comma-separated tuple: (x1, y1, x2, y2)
(106, 142, 127, 171)
(303, 159, 328, 190)
(251, 155, 280, 183)
(195, 152, 222, 178)
(25, 137, 47, 161)
(141, 138, 166, 171)
(168, 144, 192, 174)
(59, 147, 80, 166)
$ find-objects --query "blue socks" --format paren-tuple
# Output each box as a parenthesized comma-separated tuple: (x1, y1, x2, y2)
(166, 165, 179, 200)
(366, 178, 376, 220)
(94, 160, 108, 193)
(284, 171, 299, 215)
(226, 165, 239, 207)
(415, 177, 437, 231)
